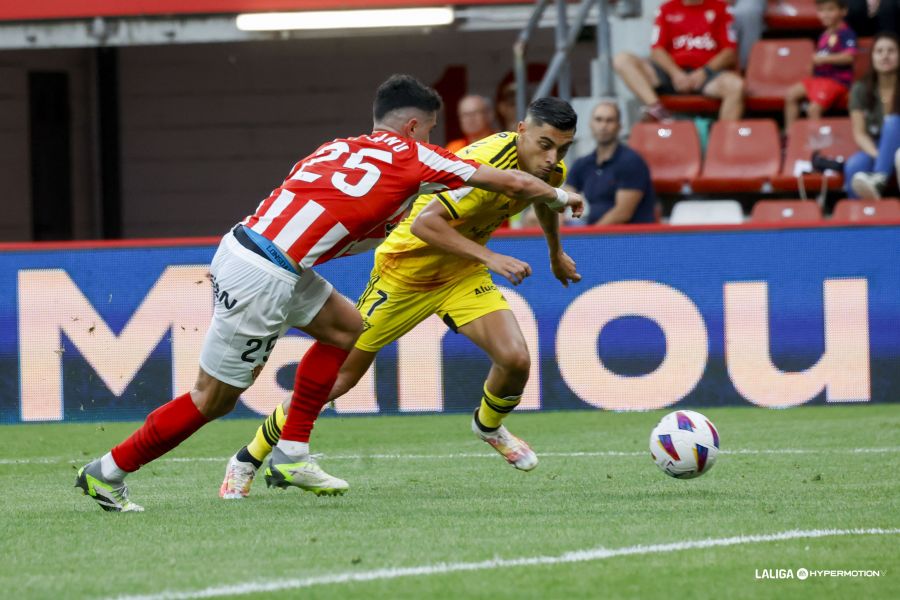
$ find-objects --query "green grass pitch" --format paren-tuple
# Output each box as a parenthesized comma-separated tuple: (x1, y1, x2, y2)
(1, 404, 898, 599)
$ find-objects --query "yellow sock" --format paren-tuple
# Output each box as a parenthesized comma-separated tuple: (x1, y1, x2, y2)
(246, 403, 286, 463)
(476, 385, 521, 430)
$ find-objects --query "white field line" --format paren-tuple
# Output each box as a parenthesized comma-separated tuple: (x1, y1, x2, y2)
(2, 446, 900, 466)
(107, 528, 900, 600)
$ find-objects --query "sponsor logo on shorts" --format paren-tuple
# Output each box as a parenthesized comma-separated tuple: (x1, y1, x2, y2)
(473, 284, 497, 296)
(210, 274, 238, 310)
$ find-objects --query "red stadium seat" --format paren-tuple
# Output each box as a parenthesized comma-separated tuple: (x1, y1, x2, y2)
(751, 199, 823, 222)
(692, 120, 781, 193)
(853, 37, 874, 79)
(659, 95, 721, 115)
(765, 0, 821, 30)
(628, 121, 702, 194)
(772, 118, 859, 192)
(745, 39, 815, 111)
(832, 198, 900, 222)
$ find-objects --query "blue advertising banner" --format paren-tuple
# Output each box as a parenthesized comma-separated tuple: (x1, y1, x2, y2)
(1, 225, 898, 423)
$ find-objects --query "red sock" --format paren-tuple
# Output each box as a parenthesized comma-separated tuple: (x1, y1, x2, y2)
(111, 392, 209, 472)
(280, 342, 349, 443)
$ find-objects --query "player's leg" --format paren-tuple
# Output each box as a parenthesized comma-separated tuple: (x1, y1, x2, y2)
(263, 270, 438, 494)
(262, 287, 361, 496)
(439, 272, 537, 471)
(221, 348, 376, 498)
(78, 231, 293, 511)
(457, 310, 538, 471)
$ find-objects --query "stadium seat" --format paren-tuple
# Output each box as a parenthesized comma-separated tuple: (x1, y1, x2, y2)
(745, 39, 815, 111)
(659, 95, 721, 115)
(853, 37, 874, 79)
(772, 118, 859, 192)
(692, 120, 781, 193)
(628, 121, 702, 194)
(765, 0, 820, 30)
(832, 198, 900, 222)
(750, 199, 823, 222)
(669, 200, 744, 225)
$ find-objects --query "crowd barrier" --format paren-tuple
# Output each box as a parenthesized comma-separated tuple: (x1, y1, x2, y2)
(1, 222, 897, 423)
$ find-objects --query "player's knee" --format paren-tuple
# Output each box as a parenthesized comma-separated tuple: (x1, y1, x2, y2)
(191, 386, 240, 419)
(495, 345, 531, 379)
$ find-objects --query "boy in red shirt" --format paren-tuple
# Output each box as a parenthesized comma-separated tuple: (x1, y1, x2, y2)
(784, 0, 857, 127)
(613, 0, 745, 121)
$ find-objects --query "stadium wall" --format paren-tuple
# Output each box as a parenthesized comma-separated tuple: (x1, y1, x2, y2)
(1, 223, 898, 424)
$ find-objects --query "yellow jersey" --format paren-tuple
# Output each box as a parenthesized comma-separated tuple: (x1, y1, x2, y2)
(374, 131, 566, 291)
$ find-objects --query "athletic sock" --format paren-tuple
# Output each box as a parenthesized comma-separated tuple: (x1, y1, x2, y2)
(476, 384, 522, 431)
(110, 392, 209, 473)
(246, 403, 286, 463)
(279, 341, 348, 445)
(235, 446, 262, 469)
(99, 452, 127, 481)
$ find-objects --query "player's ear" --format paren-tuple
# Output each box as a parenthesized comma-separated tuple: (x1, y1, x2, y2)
(403, 117, 420, 139)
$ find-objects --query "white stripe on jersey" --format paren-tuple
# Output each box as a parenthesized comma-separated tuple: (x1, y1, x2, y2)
(299, 222, 351, 269)
(418, 182, 450, 196)
(251, 189, 295, 235)
(416, 143, 477, 180)
(272, 200, 326, 250)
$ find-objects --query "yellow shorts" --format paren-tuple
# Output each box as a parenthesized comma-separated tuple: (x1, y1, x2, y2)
(354, 267, 510, 352)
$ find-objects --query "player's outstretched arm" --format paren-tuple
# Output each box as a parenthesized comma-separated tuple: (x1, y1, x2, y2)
(468, 165, 584, 218)
(534, 203, 581, 288)
(410, 199, 532, 286)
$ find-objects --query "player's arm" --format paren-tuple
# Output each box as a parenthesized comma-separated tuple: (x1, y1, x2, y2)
(410, 199, 533, 286)
(467, 164, 584, 218)
(533, 203, 581, 288)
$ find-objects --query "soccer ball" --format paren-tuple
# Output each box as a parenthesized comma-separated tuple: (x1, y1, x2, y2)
(649, 410, 720, 479)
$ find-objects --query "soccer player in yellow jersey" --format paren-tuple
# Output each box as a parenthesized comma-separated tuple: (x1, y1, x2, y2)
(220, 98, 583, 498)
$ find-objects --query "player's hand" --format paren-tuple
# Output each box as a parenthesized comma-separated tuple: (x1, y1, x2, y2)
(486, 253, 532, 286)
(550, 251, 581, 288)
(564, 192, 585, 219)
(672, 70, 692, 93)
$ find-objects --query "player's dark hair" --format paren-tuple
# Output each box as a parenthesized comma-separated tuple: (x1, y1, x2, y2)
(373, 74, 443, 121)
(526, 97, 577, 132)
(814, 0, 846, 8)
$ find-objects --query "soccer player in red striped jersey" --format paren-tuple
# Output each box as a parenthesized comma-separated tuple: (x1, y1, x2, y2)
(75, 74, 585, 512)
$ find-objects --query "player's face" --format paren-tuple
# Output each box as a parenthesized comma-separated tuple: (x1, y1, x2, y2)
(590, 104, 620, 146)
(403, 110, 439, 144)
(872, 38, 899, 75)
(516, 120, 574, 180)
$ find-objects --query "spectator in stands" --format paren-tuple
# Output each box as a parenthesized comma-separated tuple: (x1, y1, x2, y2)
(496, 80, 520, 132)
(784, 0, 858, 128)
(845, 31, 900, 198)
(845, 0, 899, 38)
(446, 95, 497, 153)
(730, 0, 767, 69)
(613, 0, 745, 122)
(564, 100, 658, 225)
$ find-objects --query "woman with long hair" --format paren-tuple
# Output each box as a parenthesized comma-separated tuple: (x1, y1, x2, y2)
(845, 31, 900, 198)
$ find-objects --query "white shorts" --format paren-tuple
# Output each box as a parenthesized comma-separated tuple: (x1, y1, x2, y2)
(199, 231, 333, 388)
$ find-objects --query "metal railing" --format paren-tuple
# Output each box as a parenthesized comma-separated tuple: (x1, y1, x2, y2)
(514, 0, 617, 119)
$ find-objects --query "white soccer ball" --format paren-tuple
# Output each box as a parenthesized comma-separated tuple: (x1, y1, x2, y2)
(649, 410, 720, 479)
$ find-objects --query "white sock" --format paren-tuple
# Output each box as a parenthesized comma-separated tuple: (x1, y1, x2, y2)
(276, 440, 309, 458)
(100, 452, 128, 481)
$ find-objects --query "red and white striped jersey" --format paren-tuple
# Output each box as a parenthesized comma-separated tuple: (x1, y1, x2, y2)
(242, 131, 479, 269)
